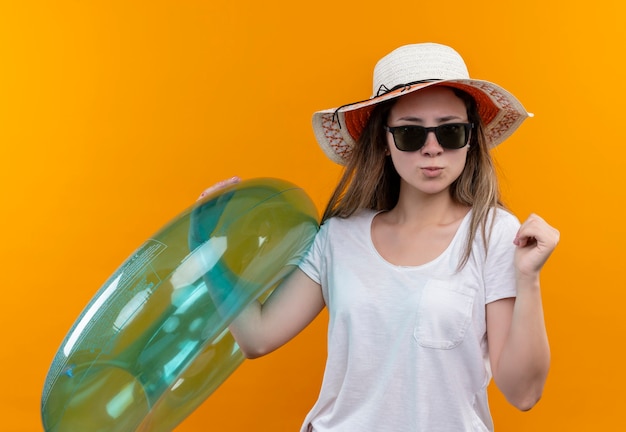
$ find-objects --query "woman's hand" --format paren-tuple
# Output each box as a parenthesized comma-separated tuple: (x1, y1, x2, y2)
(197, 176, 241, 201)
(513, 214, 560, 280)
(189, 176, 241, 250)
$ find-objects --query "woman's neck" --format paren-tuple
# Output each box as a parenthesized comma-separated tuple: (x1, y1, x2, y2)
(389, 186, 469, 227)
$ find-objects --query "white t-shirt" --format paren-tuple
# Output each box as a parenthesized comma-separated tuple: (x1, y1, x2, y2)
(298, 208, 520, 432)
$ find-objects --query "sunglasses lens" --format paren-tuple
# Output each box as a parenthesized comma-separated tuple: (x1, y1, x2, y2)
(394, 127, 427, 151)
(436, 124, 468, 149)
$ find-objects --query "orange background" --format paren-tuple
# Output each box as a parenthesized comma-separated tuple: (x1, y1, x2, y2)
(1, 0, 625, 430)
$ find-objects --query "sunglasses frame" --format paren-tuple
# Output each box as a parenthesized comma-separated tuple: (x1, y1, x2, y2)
(384, 123, 474, 152)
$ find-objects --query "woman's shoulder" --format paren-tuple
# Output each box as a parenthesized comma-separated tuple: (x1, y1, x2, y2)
(322, 209, 379, 229)
(489, 207, 521, 231)
(317, 209, 378, 241)
(477, 207, 521, 248)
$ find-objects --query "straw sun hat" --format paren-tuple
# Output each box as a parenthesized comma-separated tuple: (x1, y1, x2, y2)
(312, 43, 531, 165)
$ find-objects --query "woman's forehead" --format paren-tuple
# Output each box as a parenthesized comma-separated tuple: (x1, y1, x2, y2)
(390, 87, 468, 120)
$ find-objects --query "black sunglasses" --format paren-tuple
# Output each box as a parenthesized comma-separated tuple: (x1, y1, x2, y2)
(384, 123, 473, 152)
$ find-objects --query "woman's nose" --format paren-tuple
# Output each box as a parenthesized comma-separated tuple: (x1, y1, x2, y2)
(420, 130, 443, 156)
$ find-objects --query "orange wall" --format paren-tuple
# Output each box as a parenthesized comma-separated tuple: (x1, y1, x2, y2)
(1, 1, 625, 431)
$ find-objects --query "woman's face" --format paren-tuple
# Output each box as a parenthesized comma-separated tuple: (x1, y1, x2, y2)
(386, 86, 470, 198)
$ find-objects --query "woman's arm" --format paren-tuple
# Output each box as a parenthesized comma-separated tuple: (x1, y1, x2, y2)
(487, 213, 559, 411)
(229, 268, 325, 358)
(195, 177, 325, 359)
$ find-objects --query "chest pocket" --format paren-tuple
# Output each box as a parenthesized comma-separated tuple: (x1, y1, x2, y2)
(414, 279, 476, 349)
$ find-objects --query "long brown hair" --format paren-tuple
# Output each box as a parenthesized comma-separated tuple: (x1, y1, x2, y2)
(322, 86, 504, 268)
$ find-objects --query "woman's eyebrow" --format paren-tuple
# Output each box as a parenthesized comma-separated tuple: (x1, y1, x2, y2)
(394, 114, 466, 123)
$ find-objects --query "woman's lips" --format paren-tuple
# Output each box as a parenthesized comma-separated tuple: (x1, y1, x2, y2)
(421, 167, 443, 177)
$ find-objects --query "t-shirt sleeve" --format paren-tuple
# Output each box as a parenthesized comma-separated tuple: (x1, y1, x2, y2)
(483, 210, 521, 304)
(298, 219, 330, 285)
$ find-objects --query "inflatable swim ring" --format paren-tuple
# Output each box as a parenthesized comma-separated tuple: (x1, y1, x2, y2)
(41, 178, 319, 432)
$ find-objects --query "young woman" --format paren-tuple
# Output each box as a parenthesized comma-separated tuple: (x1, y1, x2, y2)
(200, 43, 559, 431)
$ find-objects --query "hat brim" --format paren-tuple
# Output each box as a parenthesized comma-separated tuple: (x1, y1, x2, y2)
(312, 79, 530, 165)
